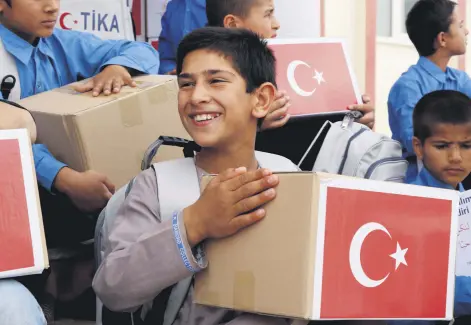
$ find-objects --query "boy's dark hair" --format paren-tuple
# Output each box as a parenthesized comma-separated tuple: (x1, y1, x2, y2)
(413, 90, 471, 142)
(406, 0, 457, 57)
(206, 0, 258, 28)
(176, 26, 277, 93)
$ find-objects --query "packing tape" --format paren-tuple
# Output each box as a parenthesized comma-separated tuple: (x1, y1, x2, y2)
(233, 271, 255, 310)
(148, 84, 169, 105)
(119, 96, 143, 127)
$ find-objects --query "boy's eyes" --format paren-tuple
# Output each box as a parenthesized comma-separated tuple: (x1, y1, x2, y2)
(178, 79, 226, 88)
(433, 143, 471, 150)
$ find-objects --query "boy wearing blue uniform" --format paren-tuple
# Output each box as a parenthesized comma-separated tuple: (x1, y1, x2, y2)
(0, 0, 160, 323)
(388, 0, 471, 183)
(389, 90, 471, 325)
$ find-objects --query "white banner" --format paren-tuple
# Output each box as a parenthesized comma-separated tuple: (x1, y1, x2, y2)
(57, 0, 134, 40)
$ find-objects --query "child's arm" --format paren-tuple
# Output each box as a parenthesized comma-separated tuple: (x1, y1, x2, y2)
(157, 8, 178, 75)
(54, 29, 159, 96)
(387, 80, 422, 154)
(33, 144, 115, 212)
(0, 102, 37, 143)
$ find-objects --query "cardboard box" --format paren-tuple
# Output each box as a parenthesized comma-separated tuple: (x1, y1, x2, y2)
(194, 173, 458, 321)
(19, 75, 190, 188)
(0, 129, 48, 278)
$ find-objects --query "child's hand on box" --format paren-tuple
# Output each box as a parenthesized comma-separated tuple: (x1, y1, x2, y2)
(260, 90, 291, 131)
(183, 168, 279, 247)
(73, 65, 137, 97)
(54, 168, 116, 213)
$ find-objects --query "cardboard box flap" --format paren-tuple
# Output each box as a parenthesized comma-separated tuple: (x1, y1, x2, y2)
(19, 75, 176, 115)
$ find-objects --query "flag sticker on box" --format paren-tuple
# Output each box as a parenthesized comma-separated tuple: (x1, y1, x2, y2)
(0, 129, 48, 279)
(268, 38, 362, 117)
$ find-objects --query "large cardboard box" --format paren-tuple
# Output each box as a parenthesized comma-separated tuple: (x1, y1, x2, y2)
(194, 173, 458, 321)
(19, 75, 190, 188)
(0, 129, 48, 278)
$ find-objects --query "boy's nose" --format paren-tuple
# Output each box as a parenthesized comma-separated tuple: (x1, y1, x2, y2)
(272, 18, 280, 30)
(190, 84, 211, 105)
(449, 147, 463, 163)
(44, 0, 59, 13)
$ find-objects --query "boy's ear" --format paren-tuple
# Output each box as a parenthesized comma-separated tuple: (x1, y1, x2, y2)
(252, 83, 276, 119)
(412, 137, 424, 161)
(223, 14, 244, 29)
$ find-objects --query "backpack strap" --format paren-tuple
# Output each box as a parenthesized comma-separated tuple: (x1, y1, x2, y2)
(152, 158, 200, 325)
(0, 39, 21, 101)
(255, 151, 299, 172)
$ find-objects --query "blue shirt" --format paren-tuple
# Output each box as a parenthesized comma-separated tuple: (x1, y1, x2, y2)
(0, 25, 160, 190)
(388, 56, 471, 182)
(158, 0, 207, 74)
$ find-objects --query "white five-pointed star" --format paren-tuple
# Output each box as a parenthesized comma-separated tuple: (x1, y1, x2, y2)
(389, 242, 408, 271)
(313, 70, 326, 85)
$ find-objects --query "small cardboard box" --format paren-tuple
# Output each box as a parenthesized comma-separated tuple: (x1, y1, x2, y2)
(19, 75, 190, 188)
(0, 129, 48, 278)
(194, 172, 458, 321)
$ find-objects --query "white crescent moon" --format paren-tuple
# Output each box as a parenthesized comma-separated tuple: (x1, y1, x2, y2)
(349, 222, 391, 288)
(286, 60, 316, 97)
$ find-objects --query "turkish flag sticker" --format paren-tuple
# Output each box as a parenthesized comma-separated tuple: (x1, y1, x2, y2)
(316, 183, 456, 319)
(268, 39, 362, 117)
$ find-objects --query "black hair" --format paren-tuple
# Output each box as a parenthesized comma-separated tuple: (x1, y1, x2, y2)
(176, 26, 277, 93)
(406, 0, 457, 57)
(206, 0, 258, 28)
(413, 90, 471, 142)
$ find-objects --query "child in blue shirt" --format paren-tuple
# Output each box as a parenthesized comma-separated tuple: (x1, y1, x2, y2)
(390, 90, 471, 325)
(388, 0, 471, 183)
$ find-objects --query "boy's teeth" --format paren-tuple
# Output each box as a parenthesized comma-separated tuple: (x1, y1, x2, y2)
(194, 114, 219, 122)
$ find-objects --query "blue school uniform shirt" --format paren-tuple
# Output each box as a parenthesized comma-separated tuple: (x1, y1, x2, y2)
(0, 24, 160, 191)
(158, 0, 207, 74)
(388, 57, 471, 183)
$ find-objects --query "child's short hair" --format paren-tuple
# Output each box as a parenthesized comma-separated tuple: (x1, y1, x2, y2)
(206, 0, 258, 27)
(413, 90, 471, 142)
(176, 27, 277, 93)
(406, 0, 457, 57)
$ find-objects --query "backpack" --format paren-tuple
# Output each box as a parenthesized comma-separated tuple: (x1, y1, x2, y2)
(0, 38, 21, 101)
(306, 112, 408, 182)
(94, 136, 299, 325)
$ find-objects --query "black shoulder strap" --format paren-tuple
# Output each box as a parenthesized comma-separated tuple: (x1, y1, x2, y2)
(1, 75, 17, 101)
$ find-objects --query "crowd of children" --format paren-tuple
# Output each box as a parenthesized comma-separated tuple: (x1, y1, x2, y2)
(1, 0, 471, 324)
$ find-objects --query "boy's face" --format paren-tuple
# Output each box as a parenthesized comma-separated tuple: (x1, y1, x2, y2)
(413, 122, 471, 188)
(441, 7, 468, 56)
(0, 0, 59, 43)
(229, 0, 280, 39)
(177, 49, 274, 149)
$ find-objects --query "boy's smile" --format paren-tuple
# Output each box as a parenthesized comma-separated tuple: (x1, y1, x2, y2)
(416, 122, 471, 188)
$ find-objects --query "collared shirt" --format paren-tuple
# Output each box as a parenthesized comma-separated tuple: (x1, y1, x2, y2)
(0, 25, 160, 190)
(158, 0, 207, 74)
(388, 56, 471, 182)
(411, 166, 464, 192)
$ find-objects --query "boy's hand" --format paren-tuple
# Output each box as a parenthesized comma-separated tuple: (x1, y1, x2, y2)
(183, 167, 279, 247)
(73, 65, 137, 97)
(260, 90, 291, 131)
(347, 94, 375, 129)
(54, 167, 116, 213)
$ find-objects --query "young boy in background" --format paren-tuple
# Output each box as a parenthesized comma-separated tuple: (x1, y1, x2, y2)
(388, 0, 470, 183)
(389, 90, 471, 325)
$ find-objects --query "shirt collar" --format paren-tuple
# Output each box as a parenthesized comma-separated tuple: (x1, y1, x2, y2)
(0, 24, 54, 65)
(418, 56, 457, 83)
(417, 166, 464, 192)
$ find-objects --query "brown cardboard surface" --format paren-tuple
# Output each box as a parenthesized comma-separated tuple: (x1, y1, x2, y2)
(19, 75, 190, 188)
(194, 173, 320, 320)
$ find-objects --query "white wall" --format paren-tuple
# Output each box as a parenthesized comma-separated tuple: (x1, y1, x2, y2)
(274, 0, 321, 39)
